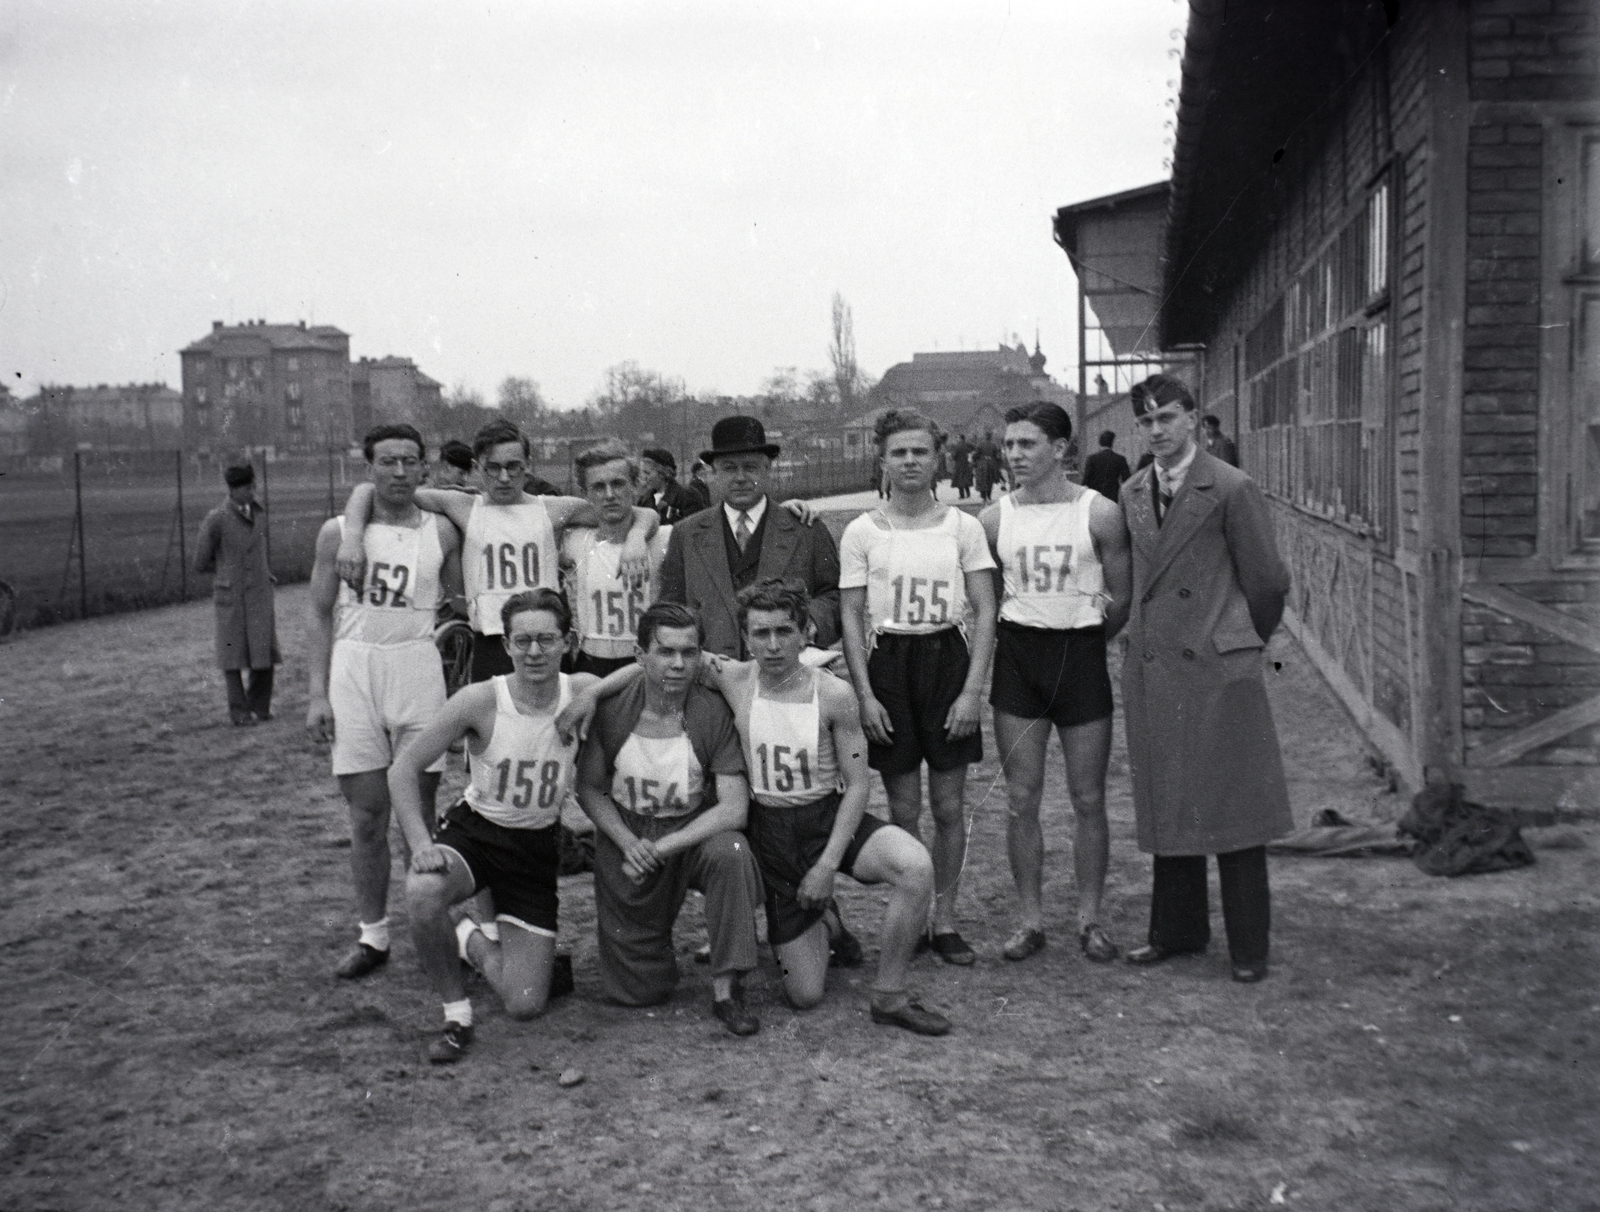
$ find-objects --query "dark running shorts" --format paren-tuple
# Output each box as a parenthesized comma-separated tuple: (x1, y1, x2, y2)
(470, 631, 515, 683)
(433, 801, 560, 933)
(866, 629, 983, 775)
(989, 621, 1113, 726)
(745, 791, 886, 947)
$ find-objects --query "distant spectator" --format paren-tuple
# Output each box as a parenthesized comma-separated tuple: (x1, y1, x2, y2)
(686, 460, 714, 512)
(195, 462, 279, 726)
(434, 440, 477, 492)
(1082, 430, 1132, 503)
(949, 433, 974, 499)
(638, 447, 704, 523)
(1203, 415, 1239, 467)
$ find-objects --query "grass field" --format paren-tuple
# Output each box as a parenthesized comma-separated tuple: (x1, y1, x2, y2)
(2, 583, 1597, 1211)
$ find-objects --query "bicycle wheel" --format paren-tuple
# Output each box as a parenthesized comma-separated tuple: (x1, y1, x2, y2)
(434, 619, 475, 696)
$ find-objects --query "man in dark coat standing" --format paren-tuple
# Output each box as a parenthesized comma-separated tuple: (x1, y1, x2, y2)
(658, 417, 840, 659)
(1119, 375, 1292, 983)
(195, 463, 279, 725)
(1081, 430, 1132, 502)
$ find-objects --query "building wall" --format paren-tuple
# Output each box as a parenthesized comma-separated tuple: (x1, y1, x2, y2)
(182, 323, 352, 453)
(1191, 0, 1598, 811)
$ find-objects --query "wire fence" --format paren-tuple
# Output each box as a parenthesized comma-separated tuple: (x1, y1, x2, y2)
(0, 445, 877, 633)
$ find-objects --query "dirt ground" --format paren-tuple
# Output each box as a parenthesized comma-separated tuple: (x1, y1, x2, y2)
(2, 584, 1597, 1212)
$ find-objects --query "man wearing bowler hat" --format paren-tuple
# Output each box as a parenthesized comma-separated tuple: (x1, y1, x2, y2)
(659, 417, 841, 659)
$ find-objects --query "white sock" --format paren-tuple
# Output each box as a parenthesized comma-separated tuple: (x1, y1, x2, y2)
(358, 918, 390, 952)
(443, 999, 473, 1028)
(479, 920, 501, 944)
(455, 917, 480, 963)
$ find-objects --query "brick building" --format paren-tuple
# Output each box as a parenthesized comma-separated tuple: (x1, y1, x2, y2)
(1140, 0, 1598, 813)
(180, 320, 353, 454)
(350, 355, 444, 434)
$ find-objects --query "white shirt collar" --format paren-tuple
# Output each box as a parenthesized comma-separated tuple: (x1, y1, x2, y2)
(724, 496, 767, 532)
(1156, 442, 1198, 495)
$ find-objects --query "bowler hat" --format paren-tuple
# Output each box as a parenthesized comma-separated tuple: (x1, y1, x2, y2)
(701, 416, 779, 466)
(224, 463, 255, 488)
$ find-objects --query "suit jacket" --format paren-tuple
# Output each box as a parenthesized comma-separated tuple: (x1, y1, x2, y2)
(1120, 450, 1292, 856)
(648, 479, 705, 525)
(658, 499, 841, 657)
(1082, 448, 1132, 502)
(195, 500, 279, 671)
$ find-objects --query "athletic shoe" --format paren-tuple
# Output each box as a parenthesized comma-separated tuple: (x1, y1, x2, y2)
(711, 990, 760, 1037)
(428, 1020, 473, 1064)
(1001, 928, 1046, 962)
(335, 942, 389, 979)
(930, 931, 977, 966)
(1078, 923, 1119, 964)
(870, 999, 951, 1037)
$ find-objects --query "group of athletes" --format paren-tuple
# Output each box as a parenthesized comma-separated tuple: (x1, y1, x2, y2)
(300, 395, 1197, 1064)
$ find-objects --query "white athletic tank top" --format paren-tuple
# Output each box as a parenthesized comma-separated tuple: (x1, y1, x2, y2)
(997, 490, 1106, 630)
(856, 508, 969, 638)
(567, 527, 669, 659)
(463, 675, 577, 830)
(740, 670, 840, 809)
(333, 516, 445, 646)
(610, 731, 703, 819)
(463, 497, 559, 635)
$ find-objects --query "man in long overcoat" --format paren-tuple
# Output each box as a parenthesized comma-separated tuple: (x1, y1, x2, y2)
(195, 463, 280, 725)
(1119, 375, 1292, 982)
(658, 416, 840, 659)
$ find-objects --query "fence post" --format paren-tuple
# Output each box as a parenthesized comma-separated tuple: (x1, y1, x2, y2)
(176, 449, 188, 601)
(327, 446, 336, 516)
(74, 450, 87, 619)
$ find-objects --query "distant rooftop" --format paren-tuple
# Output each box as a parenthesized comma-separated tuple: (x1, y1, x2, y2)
(182, 319, 349, 355)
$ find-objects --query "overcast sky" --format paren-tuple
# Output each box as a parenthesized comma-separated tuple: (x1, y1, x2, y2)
(0, 0, 1181, 409)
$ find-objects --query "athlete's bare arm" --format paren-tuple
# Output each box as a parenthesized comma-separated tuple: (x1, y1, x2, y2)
(389, 684, 498, 870)
(436, 516, 466, 615)
(948, 568, 998, 740)
(554, 662, 645, 743)
(797, 675, 873, 909)
(839, 586, 891, 745)
(305, 519, 345, 743)
(1089, 495, 1133, 641)
(979, 502, 1005, 605)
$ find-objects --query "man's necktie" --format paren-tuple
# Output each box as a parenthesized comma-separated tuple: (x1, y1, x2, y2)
(735, 511, 752, 551)
(1157, 478, 1174, 527)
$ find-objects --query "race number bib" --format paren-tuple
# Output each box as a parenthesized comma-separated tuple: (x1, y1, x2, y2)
(1013, 544, 1075, 593)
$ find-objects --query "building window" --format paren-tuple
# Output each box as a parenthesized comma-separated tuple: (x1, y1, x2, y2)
(196, 387, 207, 404)
(195, 405, 210, 429)
(250, 358, 265, 378)
(226, 359, 240, 379)
(286, 382, 301, 401)
(1242, 179, 1393, 540)
(287, 403, 304, 430)
(1572, 129, 1600, 547)
(287, 357, 299, 372)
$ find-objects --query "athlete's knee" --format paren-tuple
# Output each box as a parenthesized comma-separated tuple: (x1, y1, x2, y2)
(895, 843, 935, 894)
(503, 989, 548, 1021)
(784, 977, 826, 1011)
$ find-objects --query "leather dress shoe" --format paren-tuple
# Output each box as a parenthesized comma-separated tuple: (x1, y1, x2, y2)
(1125, 943, 1202, 966)
(712, 990, 760, 1037)
(335, 942, 389, 979)
(1231, 963, 1268, 983)
(870, 998, 952, 1036)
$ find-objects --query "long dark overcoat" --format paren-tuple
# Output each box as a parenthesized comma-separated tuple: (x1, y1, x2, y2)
(1120, 450, 1293, 855)
(658, 500, 840, 658)
(194, 500, 279, 671)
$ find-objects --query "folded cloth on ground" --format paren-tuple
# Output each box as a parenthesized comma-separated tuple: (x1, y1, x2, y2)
(1397, 784, 1535, 877)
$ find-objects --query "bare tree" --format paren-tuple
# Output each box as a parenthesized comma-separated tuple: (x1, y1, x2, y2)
(496, 376, 548, 436)
(829, 291, 861, 417)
